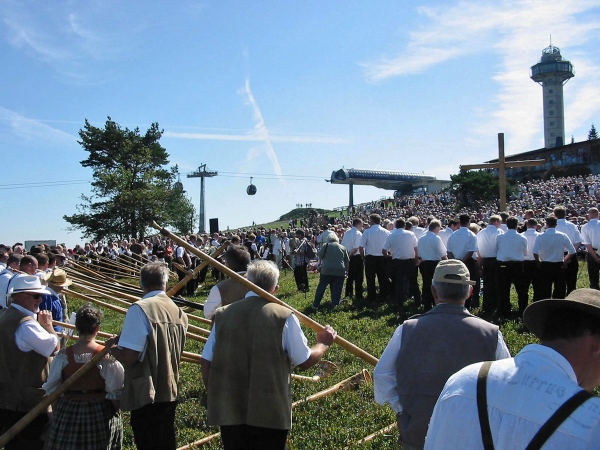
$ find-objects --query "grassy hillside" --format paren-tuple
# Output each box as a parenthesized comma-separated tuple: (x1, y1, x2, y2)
(62, 258, 577, 449)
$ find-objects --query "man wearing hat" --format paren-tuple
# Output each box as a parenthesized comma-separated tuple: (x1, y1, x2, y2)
(425, 289, 600, 449)
(374, 260, 510, 449)
(0, 274, 60, 449)
(40, 268, 72, 332)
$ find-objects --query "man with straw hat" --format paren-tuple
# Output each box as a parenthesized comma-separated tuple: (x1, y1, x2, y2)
(41, 268, 72, 333)
(425, 289, 600, 449)
(0, 274, 59, 449)
(374, 259, 510, 450)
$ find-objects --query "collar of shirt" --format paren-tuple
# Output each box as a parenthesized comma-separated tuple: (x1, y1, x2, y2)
(519, 344, 578, 384)
(142, 290, 165, 299)
(11, 303, 36, 318)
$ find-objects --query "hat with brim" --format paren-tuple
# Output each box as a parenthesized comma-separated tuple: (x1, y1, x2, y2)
(432, 259, 476, 286)
(44, 268, 73, 287)
(524, 289, 600, 339)
(7, 274, 51, 297)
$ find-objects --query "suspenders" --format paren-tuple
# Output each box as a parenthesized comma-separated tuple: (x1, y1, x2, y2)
(476, 361, 593, 450)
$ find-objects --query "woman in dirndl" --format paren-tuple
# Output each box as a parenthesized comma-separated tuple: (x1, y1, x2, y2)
(43, 304, 124, 450)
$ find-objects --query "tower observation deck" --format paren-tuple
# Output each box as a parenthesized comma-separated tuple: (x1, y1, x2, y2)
(530, 44, 574, 149)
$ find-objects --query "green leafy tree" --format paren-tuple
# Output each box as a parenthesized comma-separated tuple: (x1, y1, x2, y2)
(588, 124, 598, 140)
(449, 170, 513, 209)
(64, 117, 196, 241)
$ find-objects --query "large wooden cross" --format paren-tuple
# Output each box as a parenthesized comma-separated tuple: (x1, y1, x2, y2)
(460, 133, 545, 211)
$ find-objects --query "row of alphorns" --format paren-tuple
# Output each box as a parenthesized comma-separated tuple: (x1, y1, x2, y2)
(0, 223, 382, 448)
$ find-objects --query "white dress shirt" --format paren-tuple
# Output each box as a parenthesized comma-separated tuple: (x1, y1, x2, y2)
(496, 229, 528, 261)
(523, 228, 541, 261)
(556, 218, 582, 247)
(533, 228, 576, 262)
(417, 231, 447, 261)
(476, 225, 503, 258)
(439, 227, 454, 247)
(360, 224, 390, 256)
(382, 229, 418, 259)
(581, 218, 600, 249)
(425, 345, 600, 449)
(12, 303, 58, 357)
(446, 227, 478, 260)
(340, 227, 363, 257)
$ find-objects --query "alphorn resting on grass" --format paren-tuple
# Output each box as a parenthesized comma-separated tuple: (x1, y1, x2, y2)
(151, 221, 379, 367)
(176, 369, 372, 449)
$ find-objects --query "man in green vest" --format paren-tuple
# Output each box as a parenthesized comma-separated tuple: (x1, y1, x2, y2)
(107, 263, 188, 450)
(201, 259, 337, 450)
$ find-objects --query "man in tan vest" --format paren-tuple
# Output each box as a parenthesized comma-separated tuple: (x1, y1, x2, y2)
(373, 260, 510, 450)
(106, 263, 188, 450)
(201, 260, 337, 450)
(203, 244, 251, 320)
(0, 275, 59, 450)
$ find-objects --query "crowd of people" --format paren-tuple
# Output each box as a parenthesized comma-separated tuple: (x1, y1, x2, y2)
(1, 173, 600, 449)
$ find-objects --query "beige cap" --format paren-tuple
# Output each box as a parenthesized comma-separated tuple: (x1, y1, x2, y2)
(432, 260, 475, 286)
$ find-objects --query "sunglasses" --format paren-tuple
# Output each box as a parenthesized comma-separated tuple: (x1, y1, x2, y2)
(24, 293, 42, 300)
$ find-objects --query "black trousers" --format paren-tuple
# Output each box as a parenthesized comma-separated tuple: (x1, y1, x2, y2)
(587, 251, 600, 290)
(220, 424, 288, 450)
(345, 254, 364, 298)
(538, 262, 567, 300)
(464, 258, 478, 309)
(293, 263, 309, 292)
(392, 259, 414, 305)
(0, 409, 47, 450)
(523, 260, 541, 302)
(497, 261, 528, 317)
(564, 255, 579, 295)
(419, 260, 439, 310)
(130, 401, 178, 450)
(364, 255, 389, 301)
(481, 258, 499, 313)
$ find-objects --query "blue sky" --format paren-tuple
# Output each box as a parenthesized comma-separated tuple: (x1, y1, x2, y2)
(2, 0, 600, 248)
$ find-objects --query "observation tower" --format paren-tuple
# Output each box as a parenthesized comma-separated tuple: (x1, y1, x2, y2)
(530, 43, 574, 148)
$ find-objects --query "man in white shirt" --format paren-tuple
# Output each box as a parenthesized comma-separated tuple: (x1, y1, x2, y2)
(382, 218, 418, 307)
(554, 206, 582, 295)
(533, 215, 576, 300)
(496, 216, 528, 318)
(446, 214, 478, 308)
(581, 207, 600, 289)
(417, 220, 447, 311)
(340, 219, 364, 300)
(476, 215, 503, 314)
(439, 219, 458, 247)
(426, 288, 600, 449)
(523, 218, 542, 301)
(359, 214, 391, 302)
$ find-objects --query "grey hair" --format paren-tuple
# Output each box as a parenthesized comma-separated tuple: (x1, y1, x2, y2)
(327, 234, 339, 243)
(247, 259, 279, 292)
(140, 262, 170, 291)
(431, 280, 471, 302)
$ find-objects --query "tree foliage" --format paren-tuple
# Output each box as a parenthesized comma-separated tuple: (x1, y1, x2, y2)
(588, 124, 598, 140)
(449, 170, 513, 209)
(64, 117, 196, 241)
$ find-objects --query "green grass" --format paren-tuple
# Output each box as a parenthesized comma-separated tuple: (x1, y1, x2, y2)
(64, 261, 592, 449)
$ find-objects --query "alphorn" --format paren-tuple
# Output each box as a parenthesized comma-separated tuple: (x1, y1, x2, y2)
(71, 279, 212, 326)
(166, 240, 229, 297)
(177, 370, 372, 449)
(345, 422, 398, 448)
(64, 288, 210, 339)
(291, 369, 371, 407)
(152, 221, 379, 367)
(0, 347, 111, 448)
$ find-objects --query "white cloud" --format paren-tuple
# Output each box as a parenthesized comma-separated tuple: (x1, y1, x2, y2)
(240, 78, 284, 178)
(362, 0, 600, 158)
(163, 130, 351, 144)
(0, 106, 77, 144)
